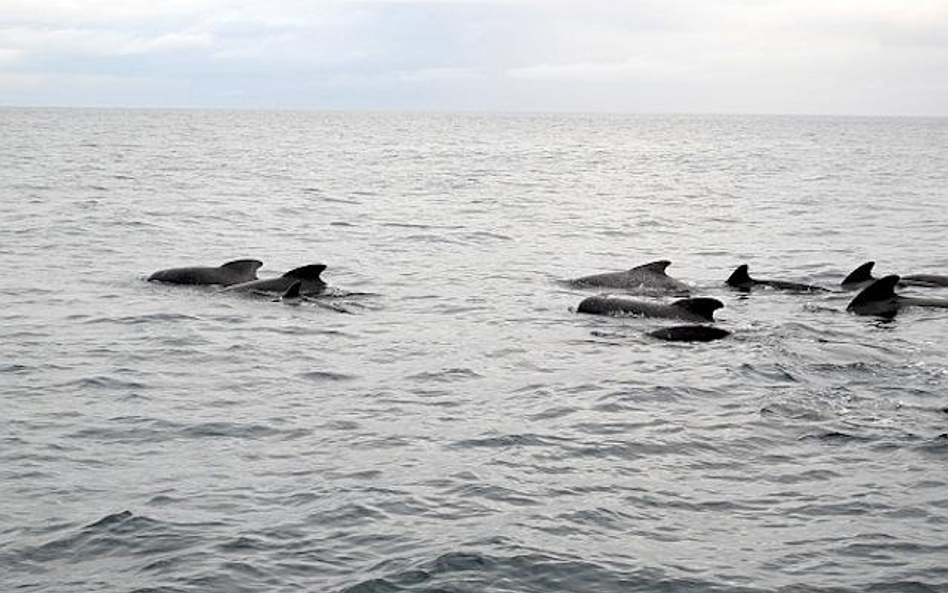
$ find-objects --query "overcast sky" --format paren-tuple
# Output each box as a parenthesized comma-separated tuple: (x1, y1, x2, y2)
(2, 0, 947, 115)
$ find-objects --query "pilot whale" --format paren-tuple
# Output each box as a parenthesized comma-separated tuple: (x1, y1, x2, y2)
(648, 325, 731, 342)
(843, 261, 948, 290)
(570, 260, 690, 296)
(847, 275, 948, 317)
(726, 264, 827, 293)
(222, 264, 328, 296)
(903, 274, 948, 287)
(148, 259, 262, 286)
(577, 296, 723, 322)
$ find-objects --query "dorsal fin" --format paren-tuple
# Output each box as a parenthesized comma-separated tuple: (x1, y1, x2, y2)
(281, 280, 302, 300)
(847, 275, 900, 311)
(282, 264, 327, 281)
(633, 260, 671, 274)
(726, 264, 752, 286)
(672, 297, 724, 322)
(221, 259, 263, 273)
(842, 261, 875, 286)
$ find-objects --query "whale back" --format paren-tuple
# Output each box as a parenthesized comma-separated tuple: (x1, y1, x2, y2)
(283, 264, 327, 282)
(842, 261, 875, 288)
(148, 258, 263, 286)
(221, 259, 263, 278)
(901, 274, 948, 288)
(576, 296, 641, 316)
(847, 275, 901, 317)
(648, 325, 731, 342)
(570, 259, 688, 295)
(626, 259, 689, 295)
(672, 297, 724, 322)
(726, 264, 752, 288)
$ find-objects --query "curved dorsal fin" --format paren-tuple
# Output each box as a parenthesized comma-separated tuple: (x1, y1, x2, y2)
(221, 259, 263, 272)
(673, 297, 724, 321)
(633, 260, 671, 274)
(281, 280, 302, 300)
(282, 264, 327, 281)
(847, 275, 900, 311)
(726, 264, 752, 286)
(842, 261, 875, 286)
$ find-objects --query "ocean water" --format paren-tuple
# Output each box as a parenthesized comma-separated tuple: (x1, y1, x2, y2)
(1, 108, 947, 593)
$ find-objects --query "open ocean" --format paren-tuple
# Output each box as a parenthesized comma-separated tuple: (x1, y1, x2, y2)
(2, 107, 947, 593)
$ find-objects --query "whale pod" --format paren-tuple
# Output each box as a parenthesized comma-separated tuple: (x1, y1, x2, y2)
(847, 275, 948, 317)
(843, 261, 948, 290)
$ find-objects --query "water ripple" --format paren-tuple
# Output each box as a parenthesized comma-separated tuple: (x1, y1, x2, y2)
(4, 109, 948, 593)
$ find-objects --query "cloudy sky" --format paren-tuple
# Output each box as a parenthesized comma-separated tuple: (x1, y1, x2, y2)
(2, 0, 947, 115)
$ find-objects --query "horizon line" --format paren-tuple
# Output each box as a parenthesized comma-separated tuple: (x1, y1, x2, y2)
(2, 103, 947, 120)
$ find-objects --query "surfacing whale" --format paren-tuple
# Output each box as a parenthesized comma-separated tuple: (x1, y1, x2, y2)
(843, 262, 948, 291)
(577, 296, 723, 322)
(148, 259, 262, 286)
(726, 264, 827, 293)
(847, 275, 948, 317)
(648, 325, 731, 342)
(902, 274, 948, 288)
(222, 264, 328, 296)
(841, 261, 877, 291)
(570, 260, 690, 296)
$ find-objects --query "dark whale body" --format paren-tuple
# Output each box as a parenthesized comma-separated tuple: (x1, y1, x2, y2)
(148, 259, 262, 286)
(222, 264, 328, 296)
(726, 264, 827, 293)
(577, 296, 723, 322)
(570, 260, 690, 296)
(648, 325, 731, 342)
(843, 261, 948, 290)
(903, 274, 948, 288)
(847, 275, 948, 317)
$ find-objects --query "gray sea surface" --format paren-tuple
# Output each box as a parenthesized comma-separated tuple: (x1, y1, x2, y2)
(1, 108, 947, 593)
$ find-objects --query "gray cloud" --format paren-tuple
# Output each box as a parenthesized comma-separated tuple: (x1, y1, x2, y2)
(1, 0, 946, 114)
